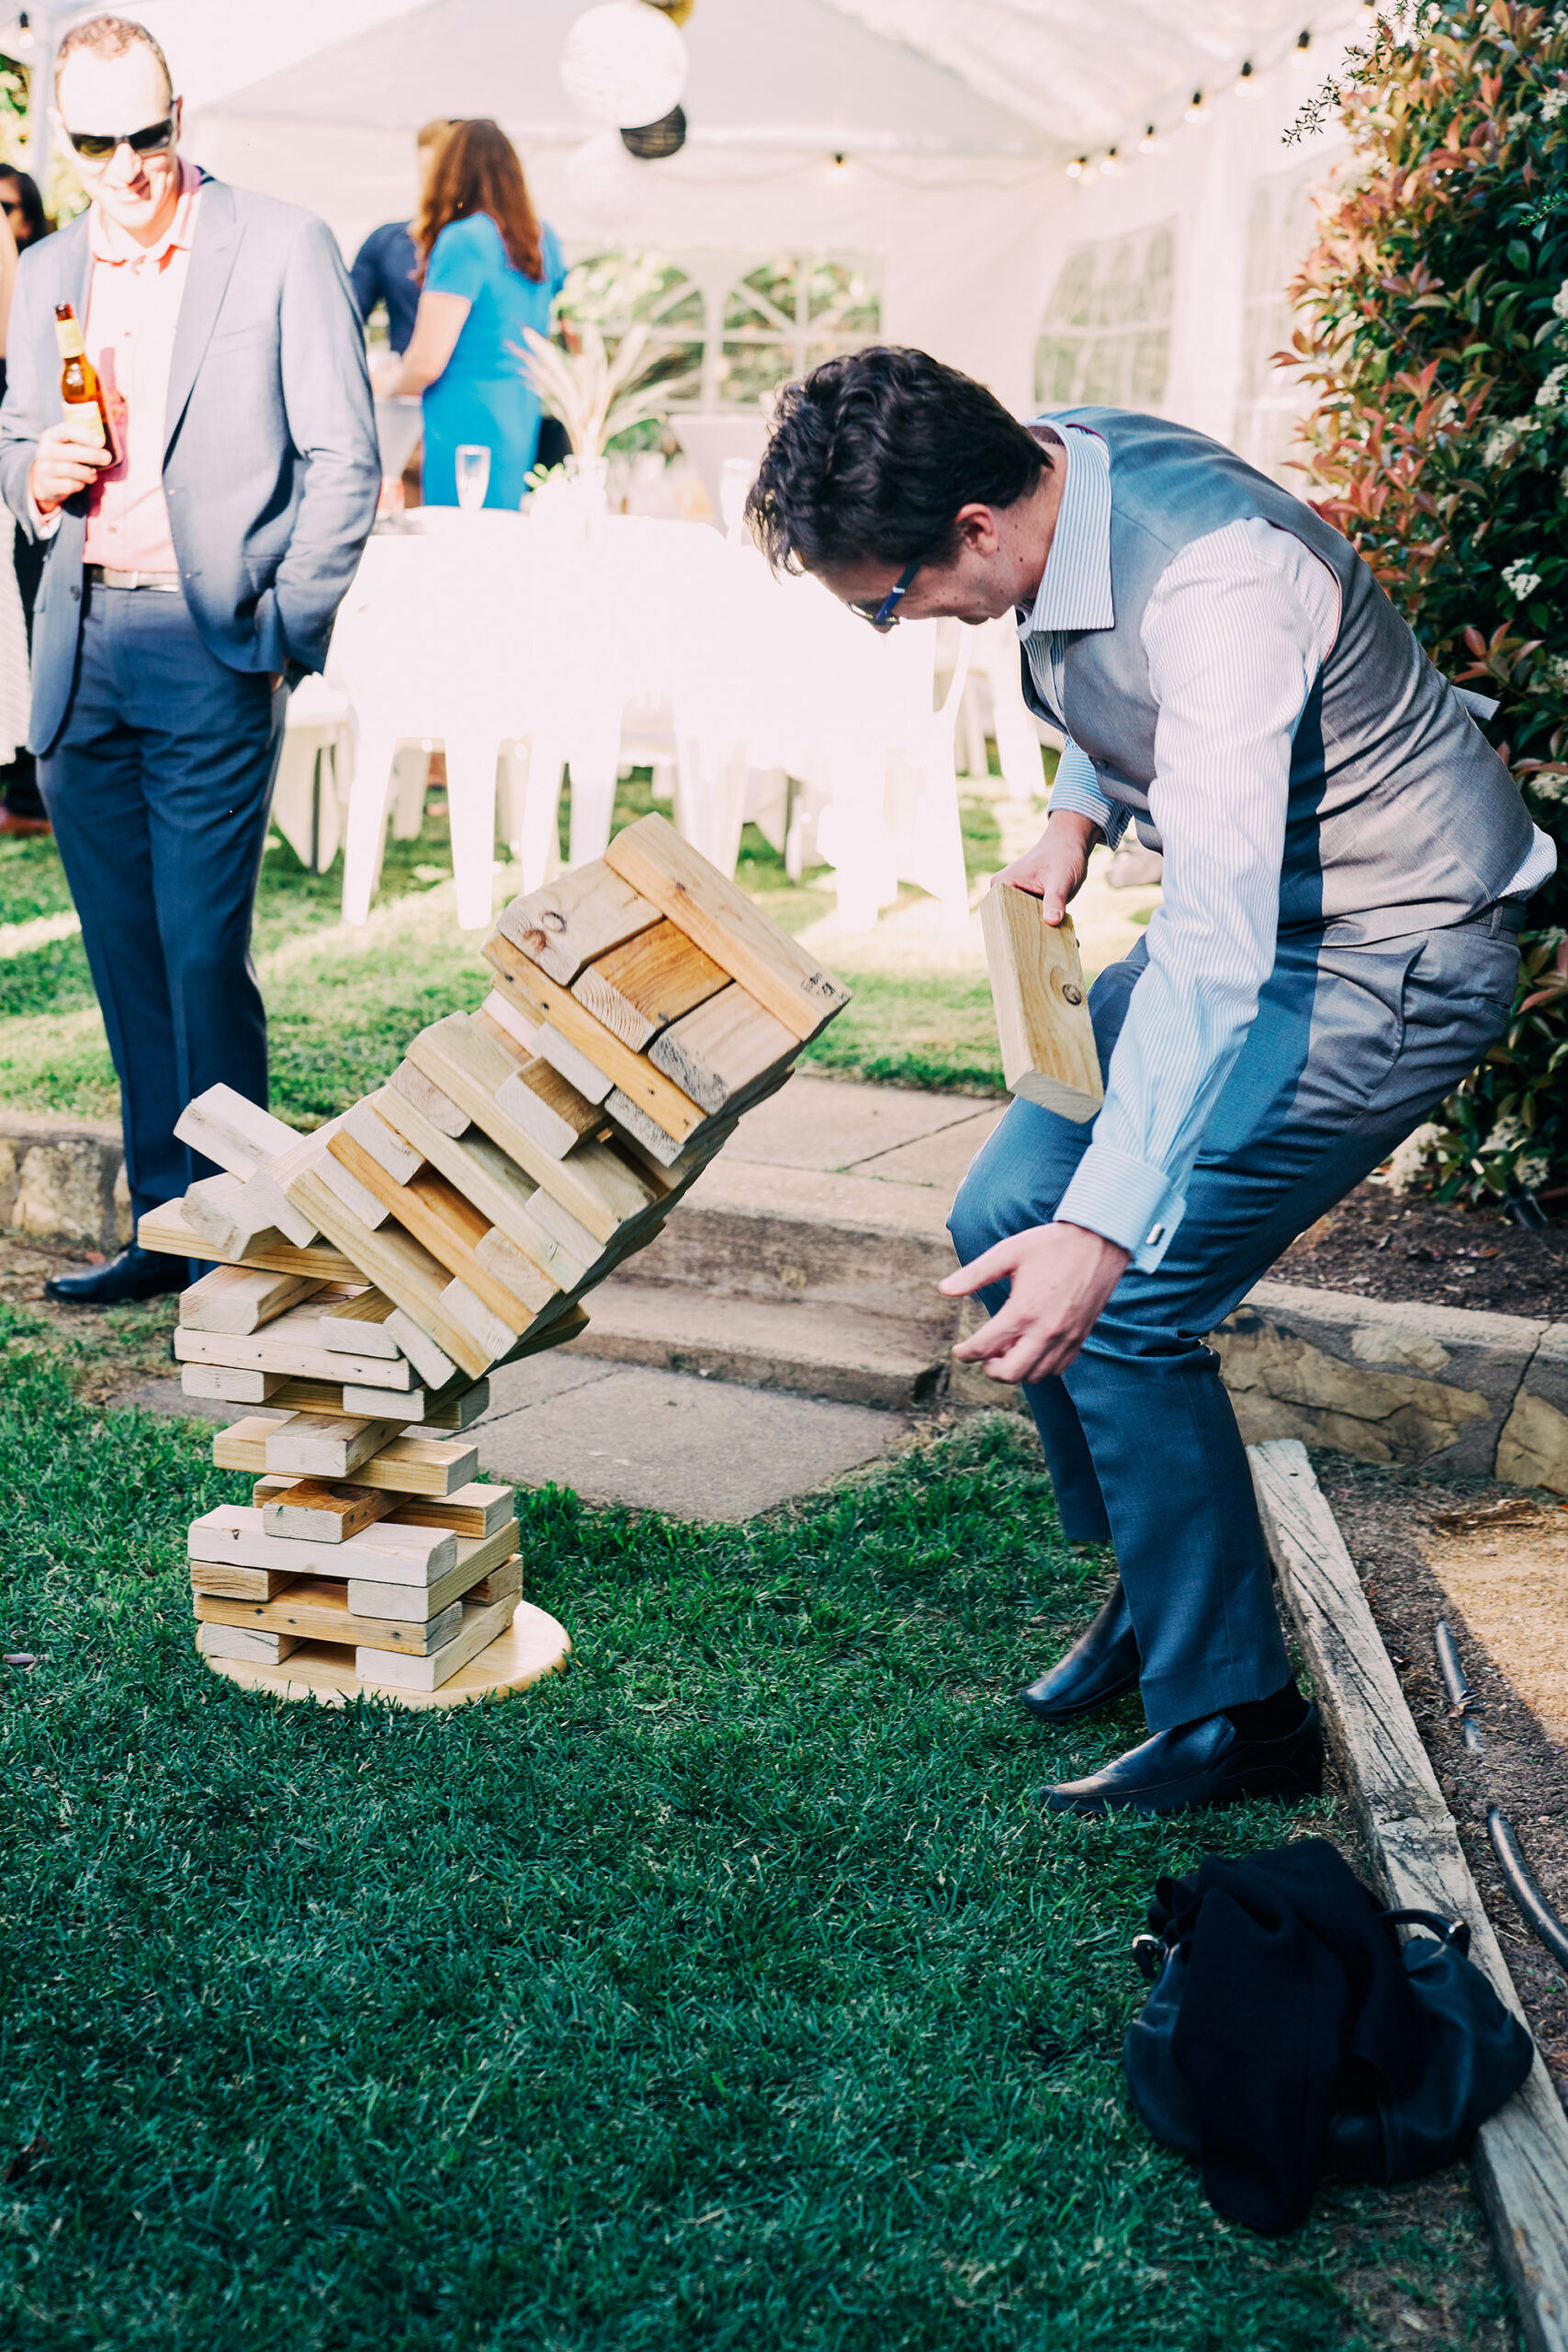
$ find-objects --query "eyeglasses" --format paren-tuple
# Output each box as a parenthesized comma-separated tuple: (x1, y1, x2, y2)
(65, 115, 176, 163)
(849, 557, 921, 632)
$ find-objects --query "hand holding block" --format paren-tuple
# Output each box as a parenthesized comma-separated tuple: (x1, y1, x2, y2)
(980, 888, 1103, 1124)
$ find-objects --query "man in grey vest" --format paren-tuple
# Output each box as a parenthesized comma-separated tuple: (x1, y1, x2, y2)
(746, 347, 1553, 1819)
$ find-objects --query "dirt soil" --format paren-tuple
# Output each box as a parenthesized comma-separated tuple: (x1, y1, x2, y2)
(1272, 1184, 1568, 1320)
(1321, 1456, 1568, 2129)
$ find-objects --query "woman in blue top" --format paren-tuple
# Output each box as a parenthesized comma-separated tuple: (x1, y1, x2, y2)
(376, 119, 564, 510)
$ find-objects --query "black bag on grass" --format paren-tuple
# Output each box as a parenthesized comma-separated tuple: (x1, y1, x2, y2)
(1122, 1839, 1533, 2234)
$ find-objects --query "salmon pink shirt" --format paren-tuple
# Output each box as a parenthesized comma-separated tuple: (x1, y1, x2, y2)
(78, 161, 202, 572)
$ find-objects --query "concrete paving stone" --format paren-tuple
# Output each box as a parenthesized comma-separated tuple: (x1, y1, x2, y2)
(571, 1282, 949, 1410)
(722, 1074, 998, 1173)
(852, 1106, 1007, 1195)
(480, 1351, 618, 1418)
(475, 1363, 911, 1521)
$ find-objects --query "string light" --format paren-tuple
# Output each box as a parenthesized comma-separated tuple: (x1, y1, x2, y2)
(1066, 154, 1087, 177)
(1185, 88, 1209, 122)
(1235, 59, 1258, 96)
(1292, 28, 1313, 64)
(1100, 146, 1122, 175)
(1138, 122, 1157, 153)
(829, 150, 849, 182)
(14, 8, 32, 49)
(1067, 15, 1348, 185)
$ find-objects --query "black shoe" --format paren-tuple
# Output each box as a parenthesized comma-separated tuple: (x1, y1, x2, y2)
(44, 1244, 187, 1306)
(1043, 1703, 1325, 1818)
(1021, 1580, 1141, 1722)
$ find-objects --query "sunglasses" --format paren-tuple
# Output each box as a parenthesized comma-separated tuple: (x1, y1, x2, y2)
(848, 556, 921, 632)
(65, 114, 176, 163)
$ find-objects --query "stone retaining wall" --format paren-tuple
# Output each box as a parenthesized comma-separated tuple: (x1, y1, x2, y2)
(0, 1112, 128, 1254)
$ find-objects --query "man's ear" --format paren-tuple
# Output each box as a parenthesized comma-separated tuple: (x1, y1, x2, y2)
(953, 503, 1000, 555)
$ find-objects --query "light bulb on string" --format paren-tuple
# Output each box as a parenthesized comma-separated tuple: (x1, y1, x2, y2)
(829, 150, 849, 184)
(1291, 28, 1313, 65)
(1066, 154, 1087, 178)
(1138, 123, 1158, 153)
(1185, 89, 1209, 124)
(1235, 60, 1258, 97)
(14, 8, 32, 50)
(1100, 147, 1122, 175)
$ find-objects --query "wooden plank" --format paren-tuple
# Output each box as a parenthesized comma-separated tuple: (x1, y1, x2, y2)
(374, 1084, 586, 1287)
(317, 1146, 393, 1230)
(348, 1540, 520, 1623)
(261, 1479, 398, 1544)
(243, 1119, 346, 1250)
(182, 1363, 284, 1406)
(480, 984, 540, 1055)
(179, 1264, 324, 1337)
(181, 1171, 288, 1260)
(384, 1309, 458, 1393)
(345, 1519, 517, 1599)
(137, 1202, 359, 1283)
(648, 982, 797, 1115)
(218, 1417, 479, 1497)
(474, 1224, 582, 1306)
(251, 1476, 515, 1542)
(483, 934, 705, 1142)
(389, 1057, 471, 1136)
(287, 1165, 494, 1381)
(532, 1019, 615, 1106)
(331, 1131, 550, 1336)
(603, 811, 849, 1043)
(495, 862, 660, 984)
(342, 1092, 423, 1184)
(318, 1288, 401, 1358)
(172, 1309, 414, 1389)
(357, 1590, 519, 1692)
(980, 888, 1102, 1124)
(175, 1084, 299, 1181)
(1250, 1438, 1568, 2352)
(197, 1579, 466, 1656)
(570, 917, 729, 1053)
(493, 1051, 603, 1160)
(189, 1562, 299, 1601)
(405, 1012, 657, 1243)
(189, 1504, 455, 1582)
(343, 1375, 489, 1431)
(197, 1623, 299, 1665)
(265, 1414, 403, 1480)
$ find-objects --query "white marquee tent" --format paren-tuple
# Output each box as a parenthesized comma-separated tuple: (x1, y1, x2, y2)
(55, 0, 1365, 463)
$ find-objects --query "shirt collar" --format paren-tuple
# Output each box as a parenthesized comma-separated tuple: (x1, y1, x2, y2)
(89, 158, 202, 266)
(1015, 421, 1114, 638)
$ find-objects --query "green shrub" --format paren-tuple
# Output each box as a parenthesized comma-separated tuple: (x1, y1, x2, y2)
(1286, 0, 1567, 1204)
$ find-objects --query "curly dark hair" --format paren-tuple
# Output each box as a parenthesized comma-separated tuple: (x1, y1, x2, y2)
(745, 346, 1051, 577)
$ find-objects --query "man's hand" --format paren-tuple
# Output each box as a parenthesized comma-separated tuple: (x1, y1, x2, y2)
(996, 807, 1099, 926)
(941, 1220, 1129, 1385)
(28, 421, 113, 515)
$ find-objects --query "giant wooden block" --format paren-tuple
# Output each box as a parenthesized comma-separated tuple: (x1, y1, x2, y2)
(389, 1057, 471, 1136)
(243, 1120, 345, 1250)
(493, 1052, 603, 1160)
(331, 1132, 552, 1335)
(531, 1020, 613, 1106)
(175, 1084, 298, 1181)
(570, 918, 728, 1053)
(357, 1590, 519, 1691)
(181, 1172, 288, 1261)
(262, 1479, 398, 1544)
(189, 1504, 456, 1583)
(181, 1363, 284, 1405)
(317, 1146, 393, 1230)
(252, 1476, 516, 1542)
(287, 1165, 495, 1380)
(647, 982, 797, 1114)
(483, 935, 706, 1143)
(179, 1264, 324, 1337)
(318, 1288, 402, 1358)
(342, 1092, 423, 1185)
(604, 812, 849, 1043)
(384, 1310, 458, 1392)
(497, 863, 660, 985)
(197, 1623, 299, 1665)
(173, 1306, 415, 1389)
(979, 888, 1103, 1124)
(265, 1413, 403, 1479)
(218, 1417, 479, 1497)
(197, 1580, 466, 1656)
(373, 1086, 582, 1288)
(349, 1545, 520, 1624)
(137, 1202, 359, 1284)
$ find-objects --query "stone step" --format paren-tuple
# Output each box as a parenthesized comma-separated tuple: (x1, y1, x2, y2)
(572, 1278, 952, 1411)
(631, 1158, 960, 1334)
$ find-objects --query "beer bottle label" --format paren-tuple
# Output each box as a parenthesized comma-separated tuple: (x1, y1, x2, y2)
(74, 403, 107, 448)
(54, 317, 86, 360)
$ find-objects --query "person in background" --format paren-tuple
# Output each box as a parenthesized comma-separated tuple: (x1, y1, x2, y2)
(0, 169, 47, 834)
(0, 13, 380, 1306)
(375, 118, 564, 510)
(349, 117, 455, 356)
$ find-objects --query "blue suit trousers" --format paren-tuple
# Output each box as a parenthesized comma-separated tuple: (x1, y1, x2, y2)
(39, 584, 285, 1225)
(948, 918, 1518, 1733)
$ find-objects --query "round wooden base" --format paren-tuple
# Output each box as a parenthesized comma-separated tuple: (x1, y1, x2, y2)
(200, 1602, 571, 1711)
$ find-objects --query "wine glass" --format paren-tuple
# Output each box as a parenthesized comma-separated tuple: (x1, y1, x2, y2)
(455, 445, 491, 513)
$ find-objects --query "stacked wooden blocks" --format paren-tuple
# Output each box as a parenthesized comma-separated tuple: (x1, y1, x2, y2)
(141, 816, 850, 1708)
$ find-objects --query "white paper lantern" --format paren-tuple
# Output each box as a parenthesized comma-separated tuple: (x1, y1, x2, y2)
(560, 2, 688, 127)
(563, 130, 647, 237)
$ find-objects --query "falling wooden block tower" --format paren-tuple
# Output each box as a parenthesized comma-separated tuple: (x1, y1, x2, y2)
(141, 817, 851, 1708)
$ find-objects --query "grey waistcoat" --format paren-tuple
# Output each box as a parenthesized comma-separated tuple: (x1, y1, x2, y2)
(1023, 407, 1533, 941)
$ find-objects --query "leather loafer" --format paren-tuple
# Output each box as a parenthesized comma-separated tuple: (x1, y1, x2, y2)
(1021, 1580, 1141, 1722)
(44, 1243, 188, 1306)
(1043, 1703, 1324, 1818)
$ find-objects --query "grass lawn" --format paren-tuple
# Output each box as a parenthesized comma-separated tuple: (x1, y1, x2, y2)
(0, 774, 1013, 1128)
(0, 1295, 1514, 2350)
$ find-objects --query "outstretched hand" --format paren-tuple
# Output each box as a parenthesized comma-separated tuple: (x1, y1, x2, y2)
(940, 1220, 1129, 1385)
(994, 807, 1098, 926)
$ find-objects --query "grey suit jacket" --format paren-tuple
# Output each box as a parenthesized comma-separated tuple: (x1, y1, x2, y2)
(0, 172, 381, 752)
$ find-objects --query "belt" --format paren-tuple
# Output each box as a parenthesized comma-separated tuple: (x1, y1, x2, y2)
(1462, 899, 1529, 937)
(85, 564, 182, 593)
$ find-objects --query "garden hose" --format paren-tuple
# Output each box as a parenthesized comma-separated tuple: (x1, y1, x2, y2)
(1434, 1620, 1568, 1980)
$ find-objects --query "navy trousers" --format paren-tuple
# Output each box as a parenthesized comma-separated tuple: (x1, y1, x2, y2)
(39, 584, 285, 1224)
(949, 918, 1518, 1734)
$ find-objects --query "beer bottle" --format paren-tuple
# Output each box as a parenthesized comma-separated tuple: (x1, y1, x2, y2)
(53, 302, 118, 463)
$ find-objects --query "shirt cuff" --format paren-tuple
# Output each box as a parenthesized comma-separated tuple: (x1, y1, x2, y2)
(1048, 746, 1133, 850)
(28, 492, 62, 541)
(1055, 1140, 1184, 1271)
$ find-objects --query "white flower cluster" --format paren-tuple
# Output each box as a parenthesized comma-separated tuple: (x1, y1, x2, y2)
(1538, 652, 1568, 690)
(1486, 1116, 1529, 1158)
(1544, 89, 1568, 120)
(1539, 363, 1568, 410)
(1378, 1123, 1442, 1193)
(1517, 1152, 1553, 1193)
(1554, 279, 1568, 321)
(1483, 415, 1531, 464)
(1503, 557, 1543, 601)
(1528, 768, 1568, 802)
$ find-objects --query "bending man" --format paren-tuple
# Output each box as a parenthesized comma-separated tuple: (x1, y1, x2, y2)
(746, 348, 1553, 1818)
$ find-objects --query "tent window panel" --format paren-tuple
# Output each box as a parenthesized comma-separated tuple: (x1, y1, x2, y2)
(719, 252, 883, 408)
(1033, 222, 1176, 413)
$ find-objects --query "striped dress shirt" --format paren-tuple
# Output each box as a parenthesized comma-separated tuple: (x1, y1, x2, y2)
(1017, 424, 1556, 1272)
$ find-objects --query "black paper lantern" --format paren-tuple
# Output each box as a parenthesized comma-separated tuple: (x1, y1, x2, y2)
(621, 103, 687, 160)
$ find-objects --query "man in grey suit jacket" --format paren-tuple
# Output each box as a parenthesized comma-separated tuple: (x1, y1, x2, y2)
(0, 15, 379, 1304)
